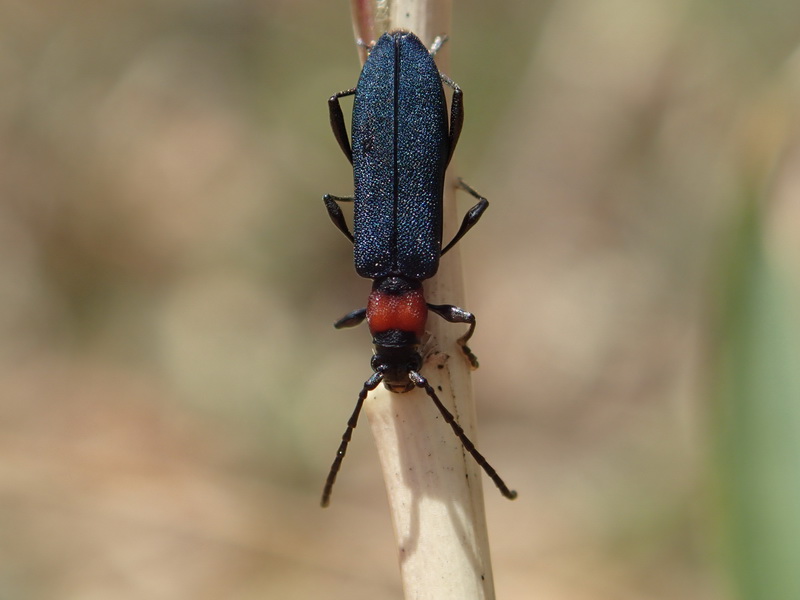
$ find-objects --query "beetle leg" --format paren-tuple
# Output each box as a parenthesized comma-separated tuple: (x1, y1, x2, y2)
(439, 74, 463, 164)
(323, 194, 355, 243)
(427, 303, 479, 368)
(429, 34, 449, 56)
(328, 88, 357, 164)
(441, 179, 489, 255)
(356, 38, 374, 53)
(334, 307, 367, 329)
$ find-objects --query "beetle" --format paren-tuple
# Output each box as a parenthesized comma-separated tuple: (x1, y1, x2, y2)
(321, 30, 516, 507)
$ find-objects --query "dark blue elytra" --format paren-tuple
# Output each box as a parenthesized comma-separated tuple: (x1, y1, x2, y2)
(352, 31, 448, 280)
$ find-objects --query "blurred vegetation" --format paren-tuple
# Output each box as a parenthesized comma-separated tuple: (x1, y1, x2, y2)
(0, 0, 799, 598)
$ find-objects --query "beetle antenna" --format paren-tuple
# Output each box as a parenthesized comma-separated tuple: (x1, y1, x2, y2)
(321, 371, 383, 507)
(408, 370, 518, 500)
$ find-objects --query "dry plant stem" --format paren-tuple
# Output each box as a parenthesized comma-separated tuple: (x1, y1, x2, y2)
(350, 1, 497, 599)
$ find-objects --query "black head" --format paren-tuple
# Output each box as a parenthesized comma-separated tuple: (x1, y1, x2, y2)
(371, 345, 422, 392)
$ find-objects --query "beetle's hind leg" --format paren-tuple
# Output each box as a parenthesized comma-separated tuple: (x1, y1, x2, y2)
(328, 88, 356, 163)
(438, 73, 463, 165)
(429, 34, 449, 56)
(356, 38, 374, 53)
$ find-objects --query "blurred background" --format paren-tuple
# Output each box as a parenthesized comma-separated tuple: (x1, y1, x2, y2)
(2, 0, 800, 598)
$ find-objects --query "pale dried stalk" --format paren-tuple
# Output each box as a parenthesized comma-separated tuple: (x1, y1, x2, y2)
(347, 1, 498, 598)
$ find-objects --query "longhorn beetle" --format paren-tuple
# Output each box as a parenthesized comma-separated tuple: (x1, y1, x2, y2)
(321, 30, 516, 507)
